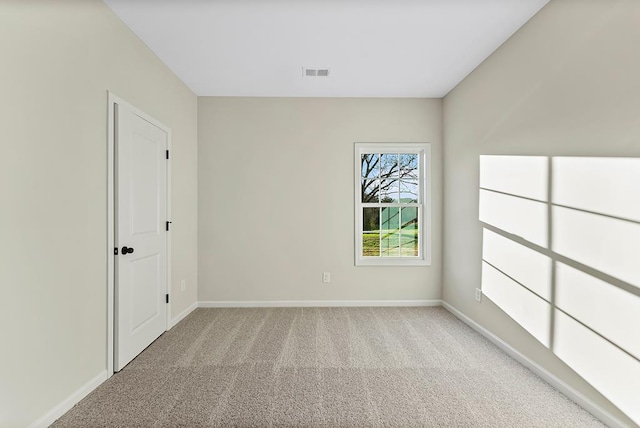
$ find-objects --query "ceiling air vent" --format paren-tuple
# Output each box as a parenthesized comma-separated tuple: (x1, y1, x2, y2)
(303, 67, 330, 77)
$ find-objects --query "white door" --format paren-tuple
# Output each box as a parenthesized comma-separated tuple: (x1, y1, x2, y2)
(115, 101, 168, 371)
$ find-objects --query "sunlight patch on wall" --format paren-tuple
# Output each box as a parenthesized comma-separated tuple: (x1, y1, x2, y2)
(554, 310, 640, 425)
(479, 190, 547, 247)
(553, 206, 640, 289)
(482, 261, 551, 347)
(553, 157, 640, 222)
(479, 155, 640, 425)
(556, 262, 640, 360)
(482, 228, 552, 300)
(480, 155, 548, 200)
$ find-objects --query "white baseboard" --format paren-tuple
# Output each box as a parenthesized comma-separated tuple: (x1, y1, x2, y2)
(199, 299, 442, 308)
(28, 370, 108, 428)
(441, 301, 631, 428)
(169, 301, 198, 329)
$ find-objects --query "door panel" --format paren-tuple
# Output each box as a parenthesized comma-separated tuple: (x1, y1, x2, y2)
(129, 254, 161, 333)
(131, 132, 161, 235)
(115, 102, 168, 371)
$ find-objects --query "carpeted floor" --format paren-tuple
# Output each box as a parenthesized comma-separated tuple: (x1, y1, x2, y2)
(53, 307, 604, 427)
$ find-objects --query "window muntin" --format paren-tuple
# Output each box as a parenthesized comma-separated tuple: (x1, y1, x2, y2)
(355, 143, 430, 266)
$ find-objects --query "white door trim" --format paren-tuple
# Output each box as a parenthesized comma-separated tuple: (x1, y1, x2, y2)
(107, 92, 172, 376)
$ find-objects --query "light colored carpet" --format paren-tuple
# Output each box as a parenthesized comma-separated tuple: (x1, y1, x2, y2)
(53, 307, 604, 427)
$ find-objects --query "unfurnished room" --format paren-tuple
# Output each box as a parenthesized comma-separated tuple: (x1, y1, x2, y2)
(1, 0, 639, 427)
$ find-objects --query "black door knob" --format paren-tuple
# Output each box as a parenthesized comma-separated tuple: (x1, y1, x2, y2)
(121, 246, 134, 254)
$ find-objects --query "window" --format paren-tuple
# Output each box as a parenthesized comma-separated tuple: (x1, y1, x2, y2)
(354, 143, 431, 266)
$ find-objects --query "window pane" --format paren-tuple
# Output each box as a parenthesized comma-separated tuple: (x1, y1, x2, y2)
(362, 208, 380, 256)
(380, 153, 399, 178)
(381, 232, 401, 257)
(381, 206, 399, 230)
(380, 179, 399, 202)
(361, 153, 380, 179)
(361, 179, 379, 203)
(363, 232, 380, 256)
(363, 207, 380, 232)
(400, 153, 419, 179)
(381, 207, 400, 257)
(400, 180, 418, 203)
(401, 207, 419, 256)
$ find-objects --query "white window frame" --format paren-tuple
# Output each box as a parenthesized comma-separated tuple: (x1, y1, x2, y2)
(354, 142, 431, 267)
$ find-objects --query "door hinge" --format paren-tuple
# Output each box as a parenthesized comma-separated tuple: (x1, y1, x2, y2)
(114, 247, 118, 255)
(166, 221, 172, 231)
(166, 150, 169, 160)
(166, 294, 169, 304)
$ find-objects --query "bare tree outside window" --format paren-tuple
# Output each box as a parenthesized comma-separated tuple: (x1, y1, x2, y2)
(360, 153, 418, 203)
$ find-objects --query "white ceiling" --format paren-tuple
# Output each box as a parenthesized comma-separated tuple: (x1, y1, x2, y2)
(103, 0, 549, 98)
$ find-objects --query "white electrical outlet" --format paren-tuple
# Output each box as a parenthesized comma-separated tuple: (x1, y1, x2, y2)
(181, 279, 186, 292)
(322, 272, 331, 283)
(475, 288, 482, 302)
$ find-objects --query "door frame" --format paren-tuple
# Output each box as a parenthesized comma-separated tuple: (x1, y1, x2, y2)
(107, 92, 172, 376)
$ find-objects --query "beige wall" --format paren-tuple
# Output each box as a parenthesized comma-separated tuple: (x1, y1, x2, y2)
(0, 0, 198, 426)
(198, 97, 442, 303)
(443, 0, 640, 426)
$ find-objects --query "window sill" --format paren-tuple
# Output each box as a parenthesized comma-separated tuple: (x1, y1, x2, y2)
(355, 257, 431, 267)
